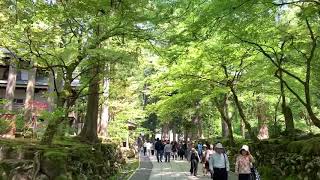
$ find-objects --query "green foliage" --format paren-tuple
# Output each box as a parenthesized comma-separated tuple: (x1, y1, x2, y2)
(0, 119, 10, 134)
(0, 0, 320, 160)
(287, 137, 320, 155)
(39, 108, 64, 125)
(15, 114, 25, 131)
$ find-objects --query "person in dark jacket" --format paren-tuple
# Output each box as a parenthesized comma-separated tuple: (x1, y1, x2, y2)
(155, 138, 164, 162)
(178, 142, 185, 160)
(190, 148, 200, 176)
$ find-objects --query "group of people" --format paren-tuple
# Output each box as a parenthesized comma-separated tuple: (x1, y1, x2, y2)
(141, 139, 257, 180)
(154, 138, 187, 162)
(189, 142, 257, 180)
(142, 138, 189, 162)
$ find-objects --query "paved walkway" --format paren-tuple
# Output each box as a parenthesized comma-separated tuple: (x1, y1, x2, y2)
(130, 155, 153, 180)
(130, 154, 237, 180)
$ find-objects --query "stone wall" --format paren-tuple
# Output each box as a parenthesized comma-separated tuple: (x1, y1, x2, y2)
(0, 140, 121, 180)
(223, 136, 320, 180)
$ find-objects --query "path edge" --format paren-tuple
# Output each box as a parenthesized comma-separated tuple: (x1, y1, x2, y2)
(127, 153, 141, 180)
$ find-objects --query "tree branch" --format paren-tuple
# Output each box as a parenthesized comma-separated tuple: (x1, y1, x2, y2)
(275, 73, 307, 107)
(271, 0, 320, 6)
(179, 73, 226, 86)
(234, 35, 306, 85)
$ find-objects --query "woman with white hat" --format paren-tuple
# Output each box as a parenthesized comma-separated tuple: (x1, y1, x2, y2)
(209, 143, 230, 180)
(235, 145, 255, 180)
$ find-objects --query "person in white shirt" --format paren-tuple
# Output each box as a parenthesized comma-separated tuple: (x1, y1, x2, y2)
(146, 141, 152, 156)
(164, 140, 172, 162)
(151, 140, 155, 156)
(209, 143, 230, 180)
(143, 141, 148, 156)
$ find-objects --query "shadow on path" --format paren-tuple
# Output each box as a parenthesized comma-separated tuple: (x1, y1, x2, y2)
(130, 155, 153, 180)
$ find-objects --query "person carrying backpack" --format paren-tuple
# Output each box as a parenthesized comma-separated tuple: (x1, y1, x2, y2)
(209, 143, 229, 180)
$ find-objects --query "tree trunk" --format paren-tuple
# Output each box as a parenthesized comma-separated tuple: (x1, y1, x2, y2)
(4, 64, 17, 111)
(283, 105, 294, 131)
(40, 118, 61, 144)
(256, 95, 269, 140)
(302, 111, 313, 133)
(198, 120, 203, 139)
(279, 67, 295, 133)
(79, 64, 100, 143)
(221, 117, 229, 138)
(172, 127, 176, 141)
(230, 86, 258, 141)
(142, 84, 148, 108)
(41, 69, 69, 145)
(304, 32, 320, 128)
(40, 98, 66, 145)
(24, 67, 36, 121)
(177, 133, 181, 142)
(47, 72, 55, 112)
(240, 118, 245, 138)
(162, 124, 169, 140)
(184, 129, 188, 143)
(47, 70, 63, 112)
(98, 72, 110, 137)
(215, 95, 235, 145)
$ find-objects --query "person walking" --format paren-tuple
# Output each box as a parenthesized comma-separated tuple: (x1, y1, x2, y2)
(205, 144, 215, 176)
(143, 141, 148, 156)
(151, 140, 155, 156)
(182, 142, 188, 159)
(178, 142, 185, 160)
(172, 141, 178, 160)
(201, 145, 207, 176)
(202, 144, 214, 176)
(197, 142, 203, 159)
(187, 142, 195, 161)
(209, 143, 229, 180)
(235, 145, 255, 180)
(155, 138, 164, 162)
(146, 141, 152, 156)
(164, 140, 172, 162)
(189, 148, 200, 176)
